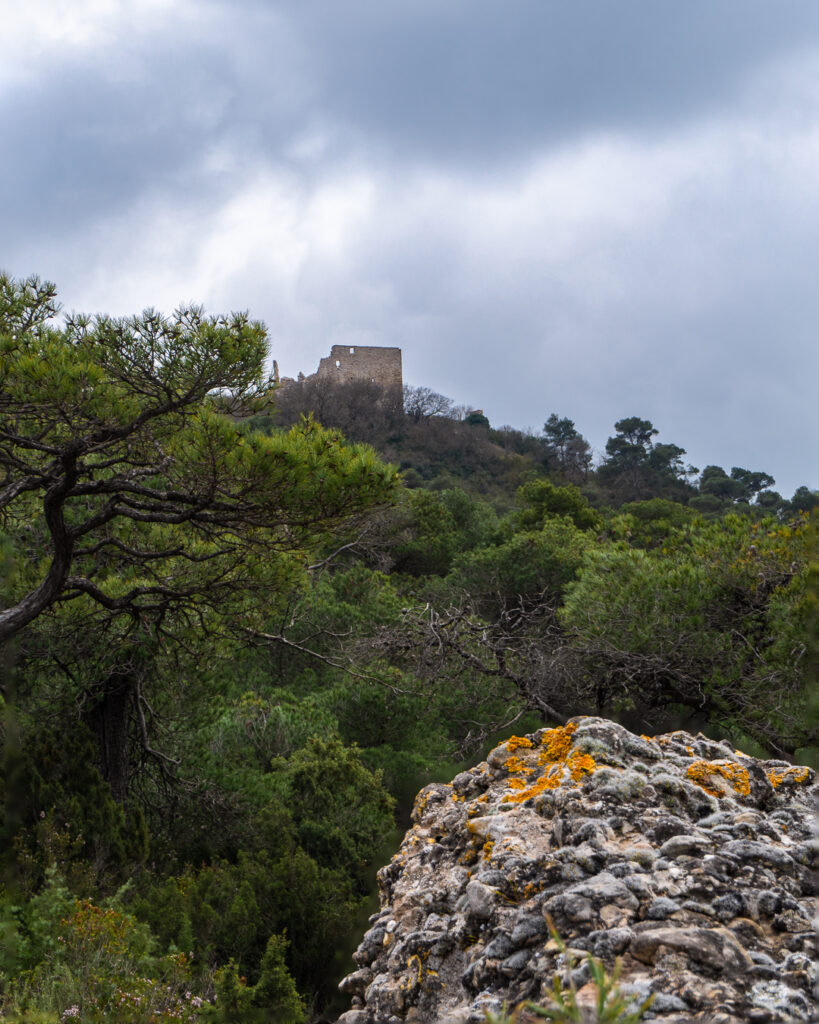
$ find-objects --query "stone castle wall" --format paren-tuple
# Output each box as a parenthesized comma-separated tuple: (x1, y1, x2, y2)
(315, 345, 403, 391)
(275, 345, 402, 393)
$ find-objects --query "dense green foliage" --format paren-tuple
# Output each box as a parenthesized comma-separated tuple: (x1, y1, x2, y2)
(1, 275, 816, 1022)
(561, 514, 812, 756)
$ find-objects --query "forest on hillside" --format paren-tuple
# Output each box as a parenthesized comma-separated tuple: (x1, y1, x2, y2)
(1, 276, 816, 1023)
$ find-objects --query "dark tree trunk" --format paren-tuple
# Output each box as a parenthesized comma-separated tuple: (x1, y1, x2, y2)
(86, 672, 133, 808)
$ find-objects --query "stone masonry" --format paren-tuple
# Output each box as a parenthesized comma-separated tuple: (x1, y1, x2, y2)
(275, 345, 403, 393)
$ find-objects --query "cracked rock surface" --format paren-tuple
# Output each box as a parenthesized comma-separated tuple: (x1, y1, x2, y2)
(336, 717, 817, 1024)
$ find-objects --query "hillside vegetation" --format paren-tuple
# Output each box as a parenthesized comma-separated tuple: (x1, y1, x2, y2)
(1, 276, 816, 1022)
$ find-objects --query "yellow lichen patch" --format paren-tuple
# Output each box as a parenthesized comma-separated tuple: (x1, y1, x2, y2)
(503, 765, 565, 803)
(567, 750, 596, 782)
(467, 793, 490, 817)
(538, 721, 579, 764)
(521, 880, 546, 899)
(403, 954, 425, 990)
(686, 760, 751, 798)
(482, 840, 494, 859)
(501, 724, 596, 803)
(505, 735, 534, 752)
(766, 765, 812, 788)
(504, 755, 531, 774)
(413, 785, 447, 820)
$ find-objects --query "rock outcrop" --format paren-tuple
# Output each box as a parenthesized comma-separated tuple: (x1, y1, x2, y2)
(337, 717, 817, 1024)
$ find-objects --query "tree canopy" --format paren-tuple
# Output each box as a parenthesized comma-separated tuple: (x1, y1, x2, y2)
(0, 274, 399, 813)
(596, 416, 697, 502)
(542, 413, 592, 481)
(0, 274, 398, 647)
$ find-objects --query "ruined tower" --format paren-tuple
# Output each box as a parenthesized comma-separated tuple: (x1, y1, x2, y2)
(314, 345, 402, 392)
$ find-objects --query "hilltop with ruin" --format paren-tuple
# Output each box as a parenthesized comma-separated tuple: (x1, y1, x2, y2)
(274, 344, 403, 393)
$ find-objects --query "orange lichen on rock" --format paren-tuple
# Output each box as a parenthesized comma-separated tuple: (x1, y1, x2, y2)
(537, 722, 579, 764)
(567, 751, 596, 782)
(505, 735, 534, 752)
(503, 766, 565, 803)
(766, 765, 812, 788)
(467, 793, 490, 818)
(502, 724, 596, 804)
(686, 760, 751, 798)
(504, 755, 530, 774)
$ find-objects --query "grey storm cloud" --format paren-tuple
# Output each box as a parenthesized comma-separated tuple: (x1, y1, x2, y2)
(1, 0, 818, 495)
(301, 0, 819, 159)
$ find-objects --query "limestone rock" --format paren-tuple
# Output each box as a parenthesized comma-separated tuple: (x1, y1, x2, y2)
(336, 717, 817, 1023)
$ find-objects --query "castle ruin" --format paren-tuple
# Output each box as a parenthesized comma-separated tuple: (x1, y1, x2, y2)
(274, 345, 402, 394)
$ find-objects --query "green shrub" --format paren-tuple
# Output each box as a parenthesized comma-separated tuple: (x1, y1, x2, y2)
(1, 885, 208, 1024)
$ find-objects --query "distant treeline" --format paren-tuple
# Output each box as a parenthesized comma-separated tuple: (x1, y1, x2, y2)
(248, 377, 817, 516)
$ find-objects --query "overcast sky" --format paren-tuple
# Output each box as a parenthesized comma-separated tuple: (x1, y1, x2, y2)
(3, 1, 817, 495)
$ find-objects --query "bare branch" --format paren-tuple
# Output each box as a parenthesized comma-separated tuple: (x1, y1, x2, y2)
(244, 626, 417, 694)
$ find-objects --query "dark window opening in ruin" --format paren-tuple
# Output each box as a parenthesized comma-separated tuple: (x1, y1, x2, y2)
(335, 359, 340, 368)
